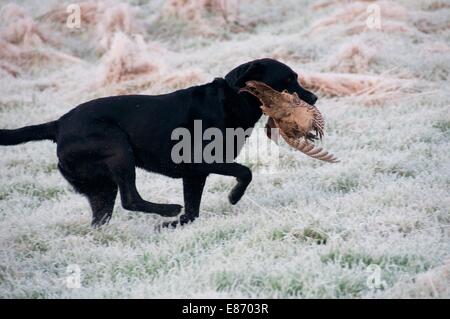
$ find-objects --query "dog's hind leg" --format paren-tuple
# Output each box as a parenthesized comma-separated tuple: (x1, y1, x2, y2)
(87, 186, 118, 228)
(58, 163, 118, 227)
(104, 142, 182, 218)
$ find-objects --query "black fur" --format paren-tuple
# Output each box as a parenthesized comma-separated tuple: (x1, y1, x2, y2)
(0, 58, 317, 227)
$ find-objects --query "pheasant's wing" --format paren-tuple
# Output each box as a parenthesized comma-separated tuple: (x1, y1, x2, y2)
(279, 130, 339, 163)
(290, 94, 325, 139)
(311, 106, 325, 139)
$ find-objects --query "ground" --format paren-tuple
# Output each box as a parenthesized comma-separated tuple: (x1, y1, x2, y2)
(0, 0, 449, 298)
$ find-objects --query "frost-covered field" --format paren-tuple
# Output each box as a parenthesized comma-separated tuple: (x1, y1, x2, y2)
(0, 0, 449, 298)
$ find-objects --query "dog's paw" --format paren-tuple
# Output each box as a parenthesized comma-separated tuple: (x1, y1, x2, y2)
(228, 187, 245, 205)
(161, 220, 179, 229)
(161, 214, 195, 228)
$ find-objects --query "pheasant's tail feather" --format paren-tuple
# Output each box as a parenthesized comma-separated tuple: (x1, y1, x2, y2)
(280, 131, 339, 163)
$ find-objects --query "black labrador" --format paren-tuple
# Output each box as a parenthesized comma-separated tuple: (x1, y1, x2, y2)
(0, 58, 317, 228)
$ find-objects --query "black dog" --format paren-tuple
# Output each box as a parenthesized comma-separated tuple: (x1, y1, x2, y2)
(0, 58, 317, 228)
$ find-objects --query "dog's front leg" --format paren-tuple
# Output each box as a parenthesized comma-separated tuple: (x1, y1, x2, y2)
(201, 163, 252, 205)
(182, 175, 207, 222)
(163, 174, 207, 228)
(162, 163, 251, 228)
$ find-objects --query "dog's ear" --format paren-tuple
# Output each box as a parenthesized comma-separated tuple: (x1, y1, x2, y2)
(225, 61, 264, 92)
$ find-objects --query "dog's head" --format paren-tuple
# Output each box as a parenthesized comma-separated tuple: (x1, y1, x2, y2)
(225, 58, 318, 105)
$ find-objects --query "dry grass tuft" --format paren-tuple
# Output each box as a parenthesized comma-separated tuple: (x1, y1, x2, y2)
(310, 1, 409, 35)
(311, 0, 449, 36)
(40, 1, 99, 26)
(0, 3, 52, 47)
(300, 72, 416, 105)
(326, 41, 375, 73)
(164, 0, 239, 22)
(426, 2, 450, 11)
(41, 1, 144, 53)
(423, 42, 450, 54)
(95, 2, 144, 53)
(162, 68, 207, 90)
(311, 0, 375, 11)
(162, 0, 241, 35)
(414, 17, 450, 34)
(0, 3, 85, 74)
(96, 32, 163, 86)
(0, 61, 21, 77)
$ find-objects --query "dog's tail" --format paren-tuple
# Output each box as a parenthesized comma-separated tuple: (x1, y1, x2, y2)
(0, 121, 58, 146)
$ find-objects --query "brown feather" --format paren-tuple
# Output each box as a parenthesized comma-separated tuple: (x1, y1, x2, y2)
(279, 130, 339, 163)
(240, 80, 339, 163)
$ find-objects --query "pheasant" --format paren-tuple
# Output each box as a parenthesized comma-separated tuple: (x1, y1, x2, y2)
(240, 80, 339, 163)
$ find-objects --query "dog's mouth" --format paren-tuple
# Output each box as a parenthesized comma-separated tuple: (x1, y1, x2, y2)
(239, 80, 274, 99)
(239, 86, 257, 95)
(238, 84, 259, 96)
